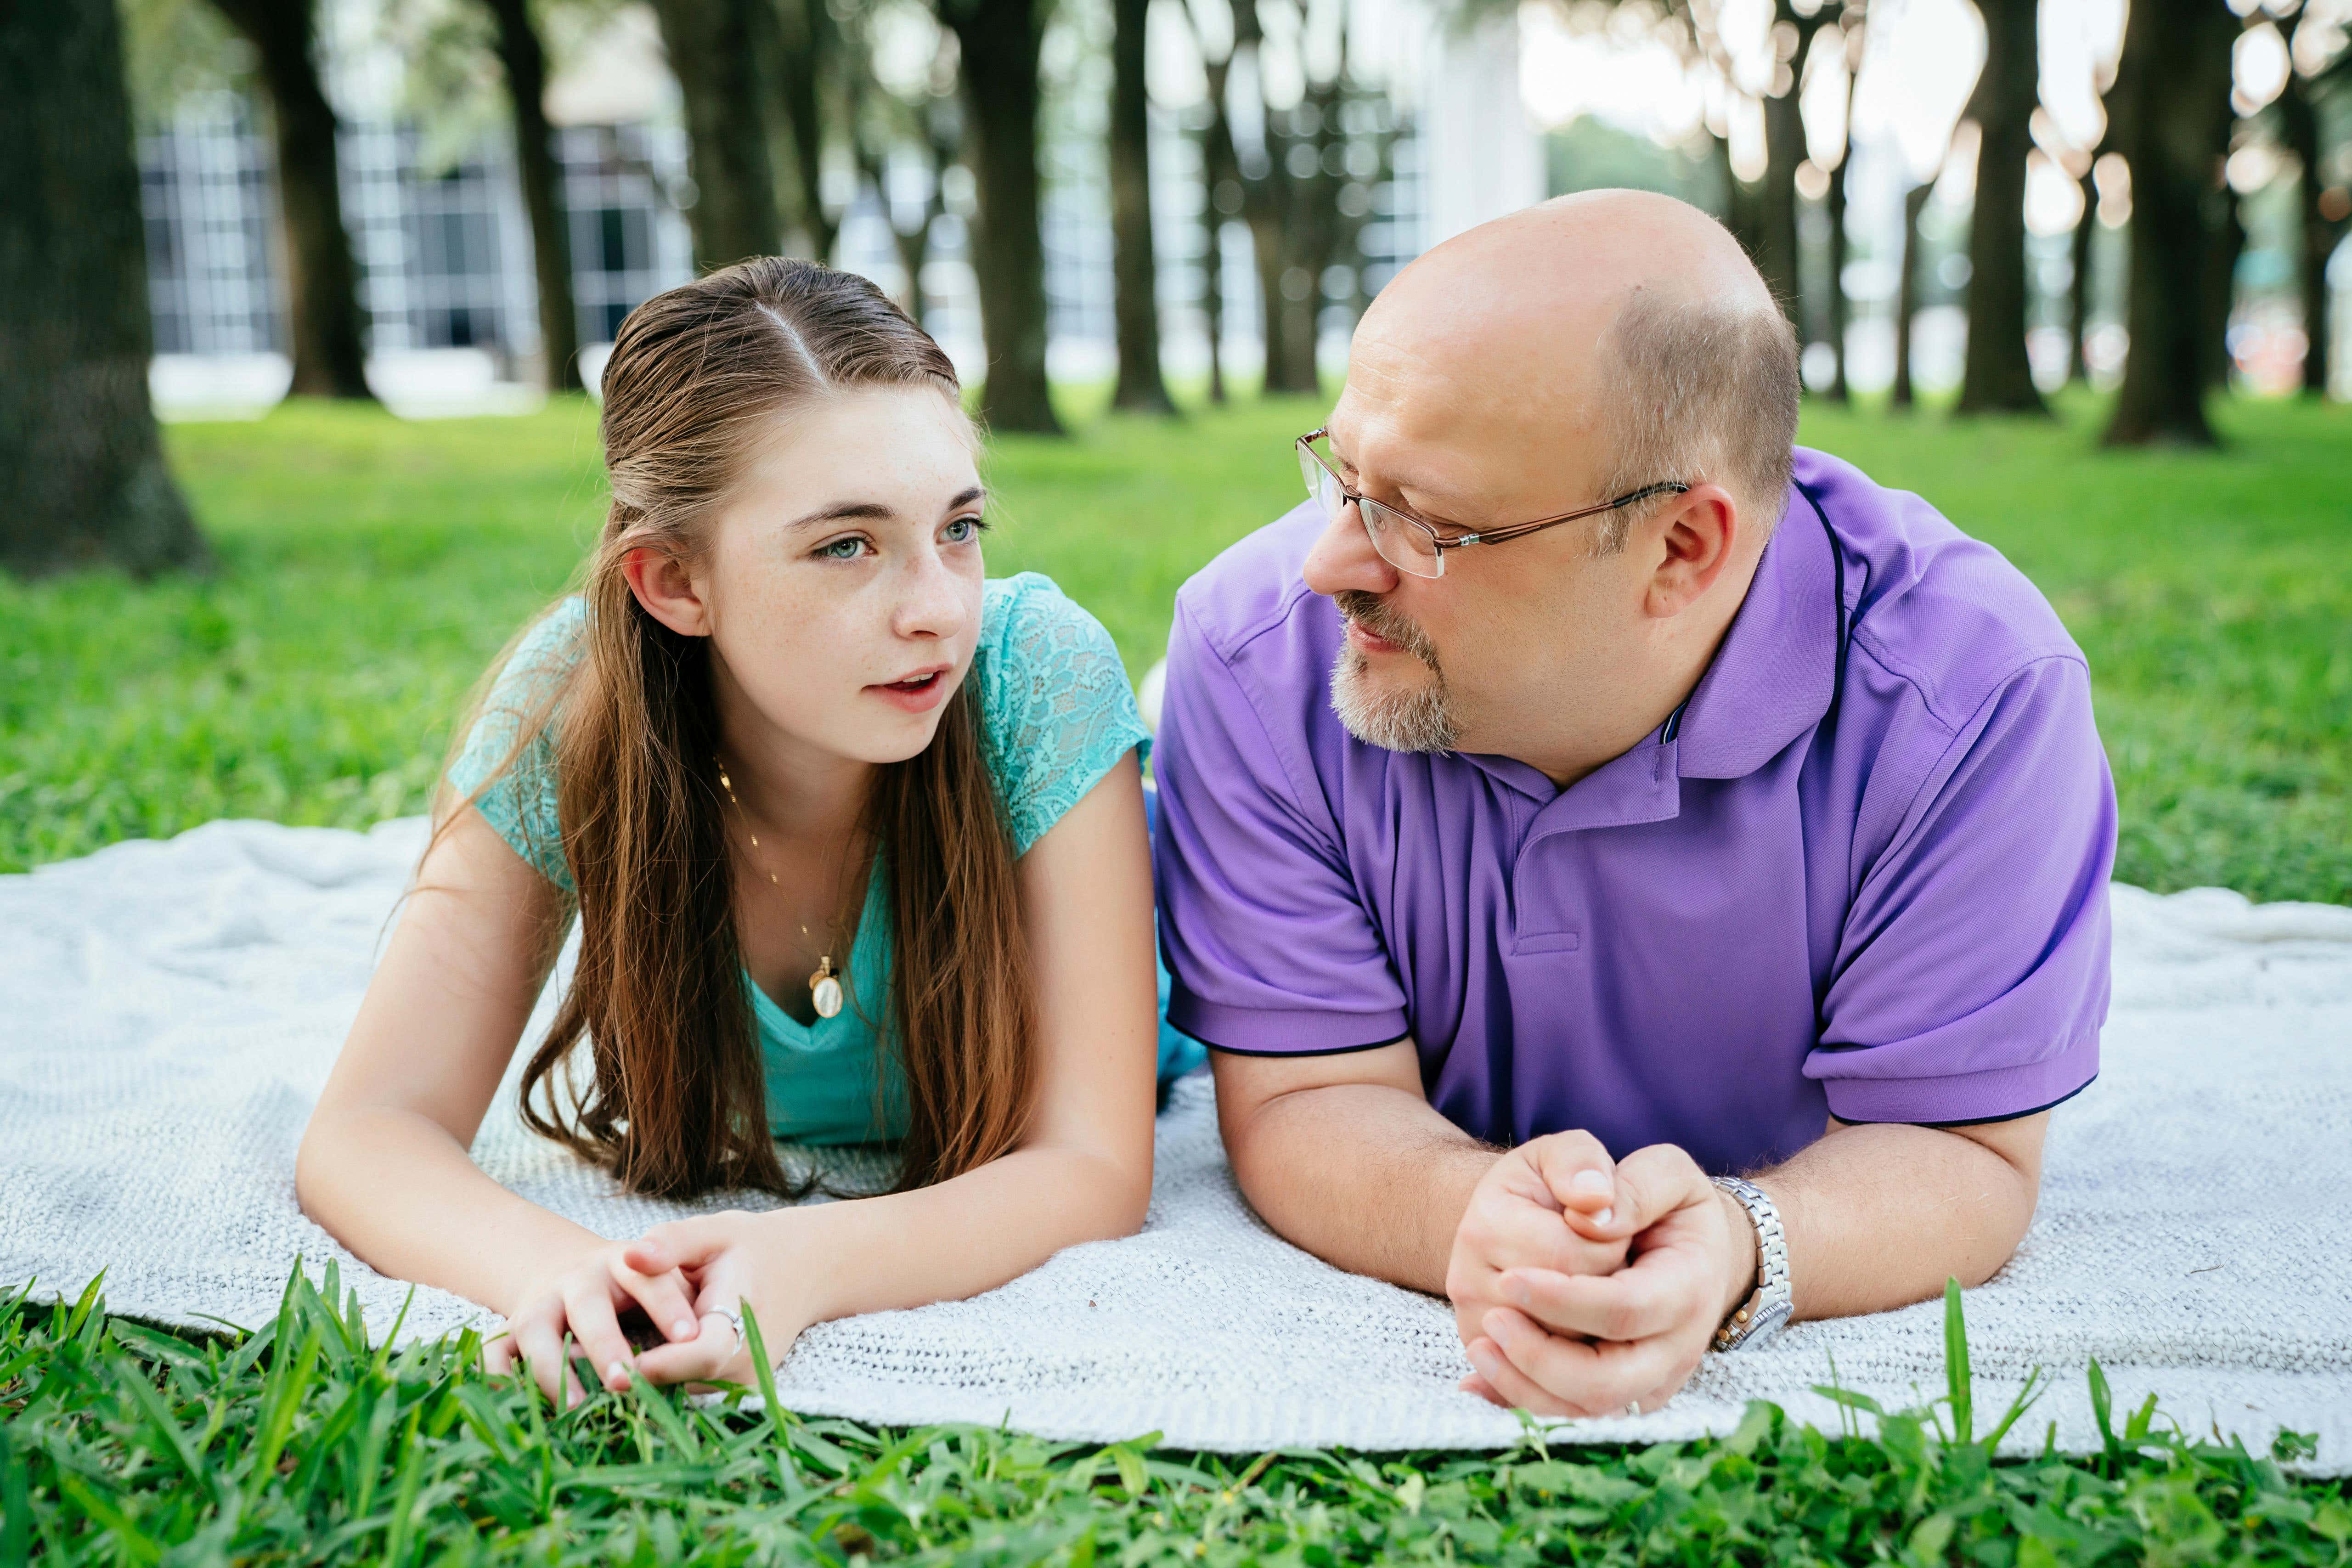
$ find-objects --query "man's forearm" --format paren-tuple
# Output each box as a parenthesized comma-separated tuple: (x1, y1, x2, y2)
(1752, 1117, 2047, 1322)
(1220, 1079, 1497, 1295)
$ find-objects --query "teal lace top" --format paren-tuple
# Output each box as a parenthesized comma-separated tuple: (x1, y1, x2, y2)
(447, 572, 1202, 1144)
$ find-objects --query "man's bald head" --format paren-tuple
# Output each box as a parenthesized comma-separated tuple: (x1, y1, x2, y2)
(1351, 190, 1799, 548)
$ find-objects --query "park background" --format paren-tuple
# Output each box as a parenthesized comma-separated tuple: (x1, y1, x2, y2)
(2, 0, 2351, 1559)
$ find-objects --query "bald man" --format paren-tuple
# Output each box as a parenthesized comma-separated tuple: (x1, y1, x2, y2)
(1151, 191, 2115, 1417)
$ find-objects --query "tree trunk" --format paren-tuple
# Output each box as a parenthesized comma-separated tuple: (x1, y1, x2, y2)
(649, 0, 783, 270)
(206, 0, 372, 398)
(1758, 6, 1828, 333)
(1956, 0, 2047, 414)
(1108, 0, 1174, 413)
(1825, 152, 1850, 401)
(768, 0, 838, 262)
(1197, 54, 1236, 405)
(2201, 183, 2244, 390)
(2067, 164, 2096, 384)
(1892, 182, 1932, 409)
(2280, 68, 2343, 397)
(942, 0, 1061, 433)
(484, 0, 580, 392)
(1710, 130, 1766, 267)
(2101, 0, 2234, 446)
(0, 0, 208, 577)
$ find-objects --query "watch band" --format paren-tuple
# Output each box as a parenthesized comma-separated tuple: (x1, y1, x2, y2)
(1711, 1175, 1793, 1352)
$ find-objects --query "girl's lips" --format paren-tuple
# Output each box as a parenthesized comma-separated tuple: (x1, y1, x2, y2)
(867, 666, 953, 713)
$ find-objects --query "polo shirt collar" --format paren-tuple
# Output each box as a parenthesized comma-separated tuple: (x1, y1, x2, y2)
(1671, 480, 1839, 780)
(1452, 476, 1837, 812)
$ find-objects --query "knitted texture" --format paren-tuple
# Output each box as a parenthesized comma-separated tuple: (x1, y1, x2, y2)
(2, 817, 2346, 1472)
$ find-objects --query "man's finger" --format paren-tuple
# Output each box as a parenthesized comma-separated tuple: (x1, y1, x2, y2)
(1530, 1132, 1618, 1224)
(1461, 1333, 1581, 1418)
(1499, 1265, 1682, 1342)
(1607, 1143, 1714, 1238)
(1472, 1194, 1627, 1275)
(1481, 1307, 1683, 1417)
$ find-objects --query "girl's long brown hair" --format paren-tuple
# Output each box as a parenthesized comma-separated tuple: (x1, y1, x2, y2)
(442, 258, 1033, 1199)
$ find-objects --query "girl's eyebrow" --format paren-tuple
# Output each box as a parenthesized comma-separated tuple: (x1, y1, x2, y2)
(787, 485, 986, 531)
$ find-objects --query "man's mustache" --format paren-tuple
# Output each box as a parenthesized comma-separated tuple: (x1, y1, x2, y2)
(1334, 590, 1440, 670)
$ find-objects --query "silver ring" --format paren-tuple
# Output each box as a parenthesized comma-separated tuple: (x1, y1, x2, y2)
(1625, 1399, 1641, 1417)
(705, 1307, 744, 1343)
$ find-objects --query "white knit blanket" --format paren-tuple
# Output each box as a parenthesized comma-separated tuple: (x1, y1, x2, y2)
(4, 818, 2348, 1473)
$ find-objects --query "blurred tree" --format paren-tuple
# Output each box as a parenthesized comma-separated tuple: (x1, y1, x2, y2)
(763, 0, 842, 260)
(481, 0, 582, 390)
(1824, 152, 1850, 400)
(1819, 10, 1865, 403)
(203, 0, 374, 397)
(650, 0, 784, 268)
(2200, 172, 2244, 390)
(1758, 0, 1833, 331)
(2101, 0, 2235, 446)
(845, 13, 959, 324)
(1109, 0, 1175, 412)
(1955, 0, 2047, 414)
(1224, 0, 1387, 395)
(1890, 180, 1931, 408)
(2065, 159, 2096, 384)
(1179, 1, 1240, 403)
(2275, 44, 2345, 398)
(0, 0, 208, 576)
(936, 0, 1061, 432)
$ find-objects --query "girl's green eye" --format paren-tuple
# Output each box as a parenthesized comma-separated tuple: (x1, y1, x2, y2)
(816, 536, 868, 560)
(944, 516, 984, 544)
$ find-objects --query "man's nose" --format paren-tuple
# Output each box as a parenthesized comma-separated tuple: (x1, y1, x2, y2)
(1301, 499, 1400, 600)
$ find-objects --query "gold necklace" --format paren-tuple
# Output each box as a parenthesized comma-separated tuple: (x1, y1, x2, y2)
(716, 758, 852, 1020)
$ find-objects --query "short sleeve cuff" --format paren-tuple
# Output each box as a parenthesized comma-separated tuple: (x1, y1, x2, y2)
(1816, 1028, 2099, 1127)
(1165, 990, 1410, 1056)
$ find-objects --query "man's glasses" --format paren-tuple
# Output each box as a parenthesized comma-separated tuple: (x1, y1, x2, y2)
(1297, 427, 1690, 580)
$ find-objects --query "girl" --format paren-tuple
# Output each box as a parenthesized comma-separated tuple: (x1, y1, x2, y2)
(297, 258, 1198, 1405)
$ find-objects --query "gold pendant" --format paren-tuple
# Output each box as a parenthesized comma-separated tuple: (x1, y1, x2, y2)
(809, 957, 843, 1020)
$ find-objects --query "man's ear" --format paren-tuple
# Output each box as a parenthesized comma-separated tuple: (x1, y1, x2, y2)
(621, 544, 711, 637)
(1642, 484, 1739, 619)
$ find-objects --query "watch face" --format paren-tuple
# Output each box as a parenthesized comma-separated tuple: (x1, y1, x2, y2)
(1743, 1298, 1794, 1348)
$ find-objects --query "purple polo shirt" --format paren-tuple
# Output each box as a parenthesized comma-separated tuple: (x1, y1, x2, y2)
(1152, 446, 2115, 1175)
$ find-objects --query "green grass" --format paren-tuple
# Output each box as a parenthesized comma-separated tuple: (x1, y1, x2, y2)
(2, 389, 2346, 900)
(6, 1270, 2346, 1565)
(4, 388, 2350, 1558)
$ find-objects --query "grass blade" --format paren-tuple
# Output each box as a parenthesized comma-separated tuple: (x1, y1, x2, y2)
(1942, 1277, 1972, 1446)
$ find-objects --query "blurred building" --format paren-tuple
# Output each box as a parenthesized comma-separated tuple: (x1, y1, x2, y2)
(137, 0, 1542, 416)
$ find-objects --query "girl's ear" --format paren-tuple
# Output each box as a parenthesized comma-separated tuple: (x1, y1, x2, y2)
(622, 544, 712, 637)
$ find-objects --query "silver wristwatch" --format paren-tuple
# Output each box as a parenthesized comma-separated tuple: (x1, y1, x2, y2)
(1711, 1175, 1792, 1352)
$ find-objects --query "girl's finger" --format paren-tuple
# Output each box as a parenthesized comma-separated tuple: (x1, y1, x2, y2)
(611, 1258, 700, 1344)
(632, 1310, 745, 1386)
(560, 1284, 639, 1394)
(511, 1316, 575, 1409)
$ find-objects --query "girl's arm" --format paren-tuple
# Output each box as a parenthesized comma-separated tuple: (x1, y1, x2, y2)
(624, 752, 1161, 1383)
(296, 803, 700, 1399)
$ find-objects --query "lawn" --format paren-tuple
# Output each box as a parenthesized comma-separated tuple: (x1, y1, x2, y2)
(3, 389, 2350, 1560)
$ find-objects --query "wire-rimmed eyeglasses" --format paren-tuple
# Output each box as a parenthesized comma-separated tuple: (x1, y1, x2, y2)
(1297, 427, 1690, 580)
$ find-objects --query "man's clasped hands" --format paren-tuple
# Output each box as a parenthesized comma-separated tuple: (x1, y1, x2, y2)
(1446, 1132, 1760, 1419)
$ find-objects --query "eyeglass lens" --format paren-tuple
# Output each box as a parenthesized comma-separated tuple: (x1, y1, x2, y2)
(1299, 444, 1444, 579)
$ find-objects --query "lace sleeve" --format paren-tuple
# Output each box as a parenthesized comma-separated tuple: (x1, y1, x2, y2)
(975, 575, 1152, 857)
(443, 598, 586, 892)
